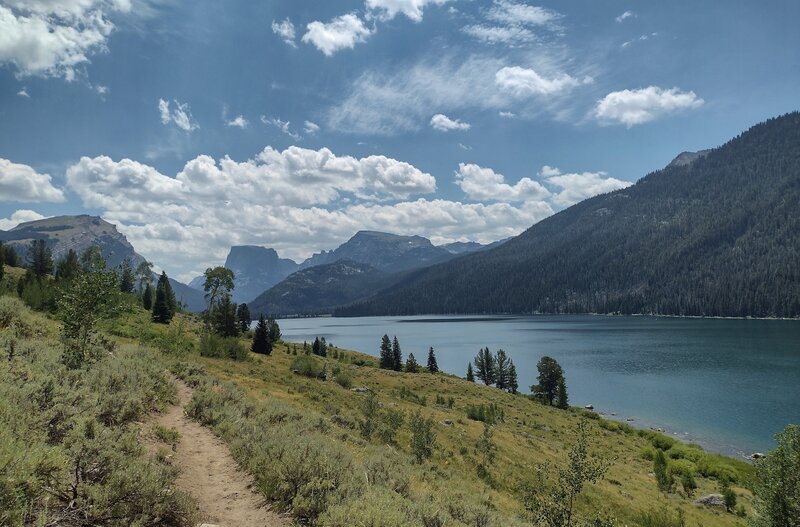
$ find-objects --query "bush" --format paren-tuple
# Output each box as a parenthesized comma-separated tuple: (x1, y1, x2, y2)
(199, 332, 248, 360)
(667, 458, 697, 478)
(334, 370, 353, 389)
(291, 355, 325, 379)
(636, 507, 685, 527)
(466, 403, 503, 424)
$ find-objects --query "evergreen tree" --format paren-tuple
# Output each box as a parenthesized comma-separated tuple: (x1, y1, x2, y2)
(312, 336, 328, 357)
(466, 362, 475, 382)
(135, 260, 154, 292)
(379, 334, 393, 369)
(473, 347, 496, 385)
(203, 266, 235, 314)
(405, 352, 419, 373)
(392, 336, 403, 371)
(80, 246, 106, 272)
(212, 294, 239, 337)
(27, 239, 54, 279)
(55, 249, 80, 281)
(495, 349, 510, 390)
(0, 243, 19, 267)
(119, 259, 135, 293)
(251, 314, 272, 355)
(534, 356, 564, 406)
(142, 282, 153, 310)
(507, 361, 519, 394)
(654, 449, 674, 492)
(556, 375, 569, 409)
(237, 303, 251, 333)
(426, 346, 439, 373)
(152, 272, 176, 324)
(751, 424, 800, 526)
(267, 318, 281, 342)
(0, 245, 4, 282)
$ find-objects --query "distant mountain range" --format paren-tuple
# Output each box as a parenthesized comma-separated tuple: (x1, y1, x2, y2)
(338, 112, 800, 318)
(0, 215, 206, 312)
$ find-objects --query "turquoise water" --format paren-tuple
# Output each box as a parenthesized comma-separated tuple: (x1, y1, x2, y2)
(277, 315, 800, 457)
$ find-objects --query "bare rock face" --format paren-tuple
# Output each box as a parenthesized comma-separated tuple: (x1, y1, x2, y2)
(694, 494, 725, 508)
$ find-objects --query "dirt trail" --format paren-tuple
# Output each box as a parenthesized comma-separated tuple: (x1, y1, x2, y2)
(153, 380, 288, 527)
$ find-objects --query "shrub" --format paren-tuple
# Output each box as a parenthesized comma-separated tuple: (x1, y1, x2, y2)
(291, 355, 325, 379)
(199, 332, 248, 360)
(636, 507, 685, 527)
(409, 410, 436, 463)
(667, 458, 697, 478)
(334, 370, 353, 389)
(466, 403, 503, 424)
(153, 424, 180, 448)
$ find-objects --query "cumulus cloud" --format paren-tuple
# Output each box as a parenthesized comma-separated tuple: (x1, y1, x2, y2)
(365, 0, 452, 22)
(271, 18, 296, 47)
(158, 98, 199, 132)
(593, 86, 704, 127)
(430, 113, 471, 132)
(226, 115, 248, 128)
(261, 116, 301, 140)
(0, 158, 66, 202)
(0, 0, 128, 80)
(302, 14, 372, 56)
(0, 209, 49, 230)
(457, 163, 550, 202)
(615, 10, 634, 23)
(495, 66, 590, 97)
(539, 165, 632, 206)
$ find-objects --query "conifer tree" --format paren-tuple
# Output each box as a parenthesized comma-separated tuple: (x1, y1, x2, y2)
(556, 375, 569, 409)
(0, 245, 4, 283)
(535, 356, 564, 406)
(212, 294, 239, 337)
(142, 282, 153, 310)
(392, 336, 403, 371)
(406, 352, 419, 373)
(202, 266, 235, 314)
(0, 243, 19, 267)
(251, 314, 272, 355)
(495, 349, 510, 390)
(466, 362, 475, 382)
(135, 260, 153, 291)
(654, 449, 673, 492)
(55, 249, 80, 281)
(379, 334, 393, 369)
(267, 318, 281, 342)
(152, 272, 176, 324)
(119, 259, 135, 293)
(507, 361, 519, 394)
(473, 347, 496, 385)
(427, 346, 439, 373)
(28, 239, 54, 279)
(237, 303, 251, 333)
(312, 336, 328, 357)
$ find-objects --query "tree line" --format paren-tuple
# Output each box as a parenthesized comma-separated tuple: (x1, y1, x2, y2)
(377, 334, 439, 374)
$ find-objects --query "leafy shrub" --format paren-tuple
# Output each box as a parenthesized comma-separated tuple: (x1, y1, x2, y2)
(153, 424, 180, 448)
(398, 386, 427, 406)
(334, 370, 353, 389)
(466, 403, 503, 424)
(291, 355, 325, 379)
(199, 332, 248, 360)
(667, 458, 697, 478)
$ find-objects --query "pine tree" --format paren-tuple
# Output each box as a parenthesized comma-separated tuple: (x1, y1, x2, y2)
(203, 266, 235, 314)
(0, 245, 4, 283)
(237, 303, 251, 333)
(55, 249, 80, 281)
(392, 336, 403, 371)
(405, 352, 419, 373)
(312, 336, 328, 357)
(556, 375, 569, 409)
(379, 334, 393, 369)
(495, 349, 510, 390)
(119, 259, 135, 293)
(507, 361, 519, 394)
(212, 294, 239, 337)
(27, 239, 54, 279)
(267, 318, 281, 342)
(152, 272, 176, 324)
(473, 347, 496, 385)
(466, 362, 475, 382)
(426, 346, 439, 373)
(535, 356, 564, 405)
(251, 314, 272, 355)
(0, 243, 19, 267)
(142, 282, 153, 310)
(654, 449, 673, 492)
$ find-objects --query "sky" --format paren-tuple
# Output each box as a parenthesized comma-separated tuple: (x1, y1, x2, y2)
(0, 0, 798, 282)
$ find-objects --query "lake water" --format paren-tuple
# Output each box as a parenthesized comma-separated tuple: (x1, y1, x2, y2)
(277, 315, 800, 457)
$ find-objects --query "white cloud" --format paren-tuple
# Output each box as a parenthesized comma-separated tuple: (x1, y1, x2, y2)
(462, 24, 536, 45)
(0, 209, 48, 230)
(495, 66, 590, 97)
(261, 116, 301, 140)
(615, 10, 634, 23)
(226, 115, 248, 129)
(271, 18, 296, 47)
(16, 87, 29, 97)
(430, 113, 471, 132)
(365, 0, 452, 22)
(95, 84, 108, 95)
(158, 98, 199, 132)
(457, 163, 550, 202)
(0, 1, 128, 80)
(463, 1, 561, 46)
(302, 13, 372, 56)
(498, 111, 515, 118)
(621, 32, 658, 48)
(486, 0, 560, 26)
(540, 166, 632, 206)
(304, 120, 320, 135)
(0, 158, 66, 202)
(593, 86, 704, 127)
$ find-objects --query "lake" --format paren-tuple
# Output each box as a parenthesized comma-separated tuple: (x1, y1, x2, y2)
(277, 315, 800, 458)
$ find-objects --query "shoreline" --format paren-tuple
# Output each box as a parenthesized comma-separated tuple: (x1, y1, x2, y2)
(280, 312, 800, 322)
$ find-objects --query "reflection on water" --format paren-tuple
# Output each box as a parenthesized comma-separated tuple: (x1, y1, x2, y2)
(277, 314, 800, 457)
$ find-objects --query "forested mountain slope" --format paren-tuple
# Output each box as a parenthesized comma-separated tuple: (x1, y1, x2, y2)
(340, 112, 800, 318)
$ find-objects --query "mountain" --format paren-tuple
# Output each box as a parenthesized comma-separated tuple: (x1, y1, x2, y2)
(441, 241, 484, 254)
(0, 215, 206, 312)
(339, 112, 800, 318)
(220, 246, 298, 304)
(299, 231, 455, 273)
(248, 259, 394, 316)
(666, 149, 712, 168)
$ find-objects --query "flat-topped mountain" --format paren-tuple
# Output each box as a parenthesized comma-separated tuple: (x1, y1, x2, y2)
(222, 246, 299, 304)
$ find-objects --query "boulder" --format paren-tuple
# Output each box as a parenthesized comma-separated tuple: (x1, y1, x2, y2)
(694, 494, 725, 508)
(351, 386, 370, 393)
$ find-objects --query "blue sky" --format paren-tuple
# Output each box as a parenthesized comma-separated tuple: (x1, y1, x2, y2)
(1, 0, 798, 281)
